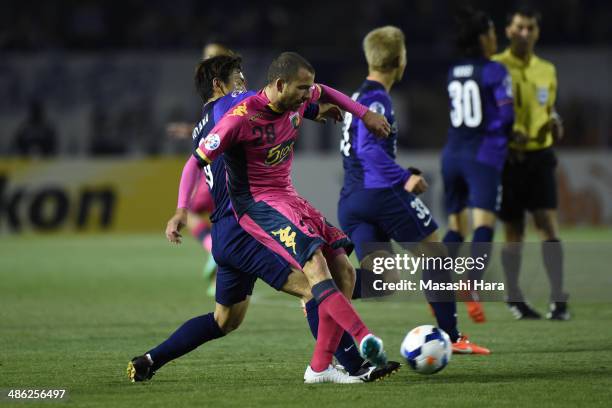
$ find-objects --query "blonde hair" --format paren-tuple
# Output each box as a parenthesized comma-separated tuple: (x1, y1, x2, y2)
(363, 26, 405, 72)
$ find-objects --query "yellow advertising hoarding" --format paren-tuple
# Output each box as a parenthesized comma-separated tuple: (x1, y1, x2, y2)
(0, 158, 186, 234)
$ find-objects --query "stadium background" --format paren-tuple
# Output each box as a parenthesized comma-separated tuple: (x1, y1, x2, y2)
(1, 2, 611, 407)
(1, 0, 611, 233)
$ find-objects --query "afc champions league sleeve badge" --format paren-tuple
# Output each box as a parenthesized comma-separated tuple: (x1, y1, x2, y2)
(201, 133, 221, 150)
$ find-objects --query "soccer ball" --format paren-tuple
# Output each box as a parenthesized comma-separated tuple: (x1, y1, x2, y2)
(400, 325, 452, 374)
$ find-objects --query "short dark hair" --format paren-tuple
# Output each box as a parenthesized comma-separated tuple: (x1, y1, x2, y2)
(454, 7, 493, 57)
(194, 55, 242, 102)
(506, 6, 542, 26)
(267, 52, 315, 84)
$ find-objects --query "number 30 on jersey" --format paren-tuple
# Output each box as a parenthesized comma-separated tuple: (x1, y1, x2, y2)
(448, 79, 482, 128)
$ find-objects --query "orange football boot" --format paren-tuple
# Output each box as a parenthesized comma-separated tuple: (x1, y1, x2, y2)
(460, 290, 486, 323)
(466, 300, 486, 323)
(452, 335, 490, 355)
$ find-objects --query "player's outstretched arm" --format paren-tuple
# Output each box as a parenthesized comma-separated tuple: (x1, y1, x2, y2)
(166, 156, 201, 244)
(317, 83, 390, 137)
(315, 103, 343, 124)
(166, 208, 188, 244)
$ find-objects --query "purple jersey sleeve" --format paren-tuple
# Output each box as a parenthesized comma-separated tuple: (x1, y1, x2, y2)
(355, 95, 411, 187)
(484, 62, 514, 135)
(213, 90, 257, 122)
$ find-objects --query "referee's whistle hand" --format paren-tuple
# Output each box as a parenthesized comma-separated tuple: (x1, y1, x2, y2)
(551, 118, 564, 141)
(511, 131, 529, 145)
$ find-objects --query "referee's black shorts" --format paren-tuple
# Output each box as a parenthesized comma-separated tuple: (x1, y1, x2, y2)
(499, 147, 558, 222)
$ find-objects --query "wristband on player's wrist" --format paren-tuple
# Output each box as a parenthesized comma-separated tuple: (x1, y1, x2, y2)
(407, 166, 422, 175)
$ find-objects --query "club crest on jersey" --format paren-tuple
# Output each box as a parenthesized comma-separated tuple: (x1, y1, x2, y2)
(369, 101, 385, 115)
(203, 133, 221, 150)
(537, 87, 549, 105)
(289, 112, 301, 129)
(265, 139, 295, 166)
(230, 102, 248, 117)
(271, 226, 297, 254)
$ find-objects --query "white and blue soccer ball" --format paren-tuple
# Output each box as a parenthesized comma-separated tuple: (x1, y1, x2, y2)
(400, 325, 452, 374)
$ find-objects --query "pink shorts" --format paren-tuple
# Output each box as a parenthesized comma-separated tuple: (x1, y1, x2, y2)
(238, 196, 353, 270)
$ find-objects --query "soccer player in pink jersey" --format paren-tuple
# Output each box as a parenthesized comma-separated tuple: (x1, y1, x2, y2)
(168, 52, 391, 383)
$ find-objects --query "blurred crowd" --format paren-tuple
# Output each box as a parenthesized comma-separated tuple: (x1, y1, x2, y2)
(1, 0, 611, 157)
(2, 0, 611, 51)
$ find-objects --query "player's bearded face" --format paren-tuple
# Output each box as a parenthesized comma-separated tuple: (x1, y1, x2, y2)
(279, 68, 315, 111)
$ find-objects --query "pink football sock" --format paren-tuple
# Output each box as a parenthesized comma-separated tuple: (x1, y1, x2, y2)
(309, 279, 371, 370)
(309, 311, 344, 372)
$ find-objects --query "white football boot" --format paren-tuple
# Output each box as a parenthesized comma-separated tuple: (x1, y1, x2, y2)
(303, 365, 362, 384)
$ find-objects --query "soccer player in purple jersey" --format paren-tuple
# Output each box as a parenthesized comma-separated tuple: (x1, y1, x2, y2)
(180, 52, 394, 382)
(165, 42, 240, 296)
(441, 8, 514, 323)
(338, 26, 490, 355)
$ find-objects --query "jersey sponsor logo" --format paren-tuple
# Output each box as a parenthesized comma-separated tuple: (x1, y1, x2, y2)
(537, 87, 549, 105)
(249, 112, 264, 122)
(265, 139, 295, 166)
(271, 226, 297, 254)
(369, 101, 385, 115)
(289, 112, 301, 129)
(229, 102, 248, 117)
(203, 133, 221, 150)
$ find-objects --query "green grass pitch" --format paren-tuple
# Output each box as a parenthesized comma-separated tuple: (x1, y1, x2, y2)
(1, 229, 611, 407)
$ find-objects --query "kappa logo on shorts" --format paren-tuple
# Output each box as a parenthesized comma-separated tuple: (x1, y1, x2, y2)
(271, 226, 297, 254)
(230, 102, 248, 117)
